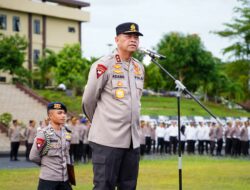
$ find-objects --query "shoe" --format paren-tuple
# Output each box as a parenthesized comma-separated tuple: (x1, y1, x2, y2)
(14, 159, 20, 161)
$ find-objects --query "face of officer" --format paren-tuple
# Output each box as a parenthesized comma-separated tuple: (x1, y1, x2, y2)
(48, 110, 66, 126)
(115, 33, 139, 54)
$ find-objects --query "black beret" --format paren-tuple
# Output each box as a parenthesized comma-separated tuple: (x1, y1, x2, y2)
(116, 22, 143, 36)
(47, 102, 67, 113)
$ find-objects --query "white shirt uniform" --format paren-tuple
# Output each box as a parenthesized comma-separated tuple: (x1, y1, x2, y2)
(186, 126, 197, 140)
(156, 127, 165, 138)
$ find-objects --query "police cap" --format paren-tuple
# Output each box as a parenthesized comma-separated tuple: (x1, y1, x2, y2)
(116, 22, 143, 36)
(47, 102, 67, 113)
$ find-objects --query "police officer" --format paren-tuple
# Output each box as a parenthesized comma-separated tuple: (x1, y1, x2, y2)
(26, 120, 37, 161)
(82, 22, 144, 190)
(8, 119, 21, 161)
(29, 102, 72, 190)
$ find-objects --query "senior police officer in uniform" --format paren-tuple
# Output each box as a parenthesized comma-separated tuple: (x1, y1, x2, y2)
(82, 22, 144, 190)
(29, 102, 72, 190)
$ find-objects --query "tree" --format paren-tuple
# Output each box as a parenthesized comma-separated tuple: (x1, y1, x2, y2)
(34, 49, 57, 88)
(54, 44, 89, 95)
(215, 0, 250, 60)
(155, 32, 217, 97)
(0, 33, 30, 83)
(144, 63, 166, 91)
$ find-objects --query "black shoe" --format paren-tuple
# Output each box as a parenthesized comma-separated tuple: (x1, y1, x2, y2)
(14, 158, 20, 161)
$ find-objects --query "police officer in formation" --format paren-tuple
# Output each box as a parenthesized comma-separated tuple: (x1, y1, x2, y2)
(29, 102, 72, 190)
(25, 120, 37, 161)
(8, 119, 22, 161)
(82, 22, 144, 190)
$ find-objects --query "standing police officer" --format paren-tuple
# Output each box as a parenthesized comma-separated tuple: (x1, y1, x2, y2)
(29, 102, 72, 190)
(82, 22, 144, 190)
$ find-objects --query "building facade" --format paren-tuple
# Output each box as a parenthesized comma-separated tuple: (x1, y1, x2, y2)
(0, 0, 90, 82)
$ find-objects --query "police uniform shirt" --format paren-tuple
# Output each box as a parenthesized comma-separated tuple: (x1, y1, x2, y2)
(203, 125, 210, 141)
(156, 126, 165, 138)
(8, 125, 21, 142)
(82, 50, 144, 149)
(185, 125, 197, 140)
(163, 127, 170, 141)
(27, 126, 37, 144)
(168, 125, 178, 137)
(139, 127, 146, 145)
(29, 125, 71, 182)
(240, 126, 249, 141)
(196, 125, 206, 140)
(69, 124, 80, 144)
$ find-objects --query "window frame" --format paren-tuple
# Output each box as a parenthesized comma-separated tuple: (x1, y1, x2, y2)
(0, 14, 7, 30)
(13, 16, 20, 32)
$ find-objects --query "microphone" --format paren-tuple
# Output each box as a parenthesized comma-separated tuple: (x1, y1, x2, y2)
(138, 47, 166, 59)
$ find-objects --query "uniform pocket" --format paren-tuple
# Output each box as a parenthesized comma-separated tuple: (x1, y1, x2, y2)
(111, 79, 128, 100)
(92, 154, 106, 182)
(135, 80, 143, 97)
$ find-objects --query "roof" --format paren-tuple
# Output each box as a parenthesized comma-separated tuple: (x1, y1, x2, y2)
(45, 0, 90, 8)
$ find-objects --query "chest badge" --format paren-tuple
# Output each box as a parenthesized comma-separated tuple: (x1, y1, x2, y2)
(117, 81, 123, 87)
(113, 64, 122, 69)
(133, 63, 141, 75)
(115, 89, 125, 99)
(113, 69, 123, 74)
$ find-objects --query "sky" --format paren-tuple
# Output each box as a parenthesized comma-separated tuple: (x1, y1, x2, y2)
(81, 0, 240, 61)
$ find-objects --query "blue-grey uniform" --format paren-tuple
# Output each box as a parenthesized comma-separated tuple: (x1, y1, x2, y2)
(29, 124, 72, 189)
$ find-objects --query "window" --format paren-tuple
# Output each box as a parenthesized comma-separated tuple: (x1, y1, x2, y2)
(33, 49, 40, 64)
(68, 27, 75, 33)
(13, 16, 20, 32)
(0, 76, 6, 82)
(0, 15, 7, 30)
(34, 19, 40, 34)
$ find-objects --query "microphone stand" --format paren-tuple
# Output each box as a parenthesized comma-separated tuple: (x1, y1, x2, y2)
(149, 56, 221, 190)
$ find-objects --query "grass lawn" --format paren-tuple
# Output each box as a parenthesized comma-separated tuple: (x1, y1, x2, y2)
(35, 89, 250, 117)
(1, 156, 250, 190)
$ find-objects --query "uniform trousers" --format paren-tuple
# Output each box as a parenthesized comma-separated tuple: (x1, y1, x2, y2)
(216, 139, 223, 156)
(140, 144, 146, 156)
(164, 140, 170, 154)
(90, 142, 140, 190)
(83, 143, 92, 162)
(145, 137, 151, 154)
(10, 142, 20, 160)
(210, 141, 215, 156)
(38, 179, 72, 190)
(180, 141, 186, 154)
(241, 141, 249, 156)
(231, 138, 240, 156)
(169, 136, 178, 154)
(187, 140, 195, 154)
(157, 137, 164, 154)
(225, 138, 232, 155)
(204, 140, 210, 154)
(151, 139, 156, 153)
(26, 143, 33, 160)
(198, 140, 204, 155)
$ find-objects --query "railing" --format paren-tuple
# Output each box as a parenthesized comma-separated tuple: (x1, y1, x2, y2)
(0, 123, 8, 134)
(15, 83, 76, 117)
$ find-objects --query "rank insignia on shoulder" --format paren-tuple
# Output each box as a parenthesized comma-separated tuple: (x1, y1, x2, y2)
(96, 64, 107, 79)
(115, 89, 125, 99)
(113, 64, 122, 69)
(36, 138, 45, 150)
(113, 69, 123, 74)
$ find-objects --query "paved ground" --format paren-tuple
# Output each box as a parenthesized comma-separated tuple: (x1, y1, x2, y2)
(0, 156, 38, 169)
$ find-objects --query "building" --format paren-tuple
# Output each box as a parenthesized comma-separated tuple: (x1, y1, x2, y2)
(0, 0, 90, 82)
